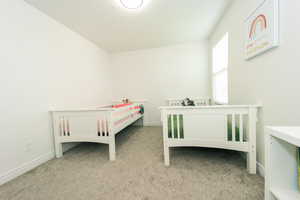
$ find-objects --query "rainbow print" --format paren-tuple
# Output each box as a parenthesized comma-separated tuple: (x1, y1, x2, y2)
(245, 0, 279, 60)
(249, 14, 267, 39)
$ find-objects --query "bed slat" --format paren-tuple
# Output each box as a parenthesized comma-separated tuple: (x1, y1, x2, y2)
(100, 119, 103, 137)
(177, 115, 180, 139)
(63, 117, 66, 136)
(239, 114, 243, 142)
(59, 118, 63, 136)
(101, 119, 104, 136)
(67, 119, 70, 136)
(97, 120, 100, 136)
(232, 114, 236, 142)
(171, 115, 174, 139)
(104, 119, 107, 136)
(106, 119, 109, 136)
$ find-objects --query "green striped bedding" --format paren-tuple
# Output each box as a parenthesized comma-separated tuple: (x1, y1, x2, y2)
(227, 122, 245, 142)
(167, 115, 184, 139)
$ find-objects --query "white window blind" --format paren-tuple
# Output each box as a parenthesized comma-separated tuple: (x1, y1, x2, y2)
(212, 33, 229, 104)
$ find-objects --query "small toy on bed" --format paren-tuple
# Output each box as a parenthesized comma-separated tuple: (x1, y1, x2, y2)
(122, 97, 130, 104)
(181, 98, 195, 106)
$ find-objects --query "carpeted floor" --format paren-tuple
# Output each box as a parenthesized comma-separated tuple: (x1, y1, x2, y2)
(0, 126, 264, 200)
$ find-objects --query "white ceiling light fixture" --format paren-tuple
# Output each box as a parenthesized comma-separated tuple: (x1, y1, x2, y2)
(120, 0, 144, 10)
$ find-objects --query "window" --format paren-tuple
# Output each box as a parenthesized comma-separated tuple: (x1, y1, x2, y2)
(212, 33, 229, 104)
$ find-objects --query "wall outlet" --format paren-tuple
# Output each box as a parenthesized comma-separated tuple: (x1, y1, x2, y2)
(25, 141, 33, 152)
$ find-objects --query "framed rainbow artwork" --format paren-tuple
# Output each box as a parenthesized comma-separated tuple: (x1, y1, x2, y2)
(245, 0, 279, 60)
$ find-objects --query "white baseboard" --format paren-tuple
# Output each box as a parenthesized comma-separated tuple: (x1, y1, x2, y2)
(257, 162, 265, 178)
(143, 121, 161, 127)
(0, 152, 54, 186)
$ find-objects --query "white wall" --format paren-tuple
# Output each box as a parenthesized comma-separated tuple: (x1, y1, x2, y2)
(210, 0, 300, 170)
(0, 0, 112, 184)
(111, 42, 210, 126)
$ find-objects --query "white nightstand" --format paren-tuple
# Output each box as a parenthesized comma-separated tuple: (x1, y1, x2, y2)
(265, 126, 300, 200)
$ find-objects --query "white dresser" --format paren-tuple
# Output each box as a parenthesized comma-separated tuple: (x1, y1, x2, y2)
(265, 126, 300, 200)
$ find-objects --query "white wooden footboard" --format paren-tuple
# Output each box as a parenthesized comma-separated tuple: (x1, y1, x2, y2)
(160, 105, 260, 174)
(51, 103, 143, 161)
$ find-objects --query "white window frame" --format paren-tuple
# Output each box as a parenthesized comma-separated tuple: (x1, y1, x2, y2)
(212, 33, 229, 105)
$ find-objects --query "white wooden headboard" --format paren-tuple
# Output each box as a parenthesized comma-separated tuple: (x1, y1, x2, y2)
(167, 97, 211, 106)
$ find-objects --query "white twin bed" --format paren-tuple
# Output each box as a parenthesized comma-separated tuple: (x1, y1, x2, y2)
(51, 103, 144, 161)
(161, 98, 259, 174)
(51, 98, 259, 174)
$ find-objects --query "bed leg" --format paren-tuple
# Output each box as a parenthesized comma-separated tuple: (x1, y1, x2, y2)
(164, 144, 170, 166)
(247, 149, 256, 174)
(55, 142, 63, 158)
(141, 117, 144, 127)
(247, 107, 257, 174)
(109, 137, 116, 161)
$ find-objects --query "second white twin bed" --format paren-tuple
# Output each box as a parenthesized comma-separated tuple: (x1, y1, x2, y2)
(161, 98, 259, 174)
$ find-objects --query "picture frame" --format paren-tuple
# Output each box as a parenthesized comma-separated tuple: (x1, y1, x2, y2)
(245, 0, 279, 60)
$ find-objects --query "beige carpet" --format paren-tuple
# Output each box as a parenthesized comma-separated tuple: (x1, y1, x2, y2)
(0, 126, 264, 200)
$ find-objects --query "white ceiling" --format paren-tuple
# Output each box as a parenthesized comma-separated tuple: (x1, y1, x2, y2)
(25, 0, 233, 53)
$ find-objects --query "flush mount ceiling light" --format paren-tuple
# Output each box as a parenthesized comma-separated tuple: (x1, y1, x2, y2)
(120, 0, 144, 10)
